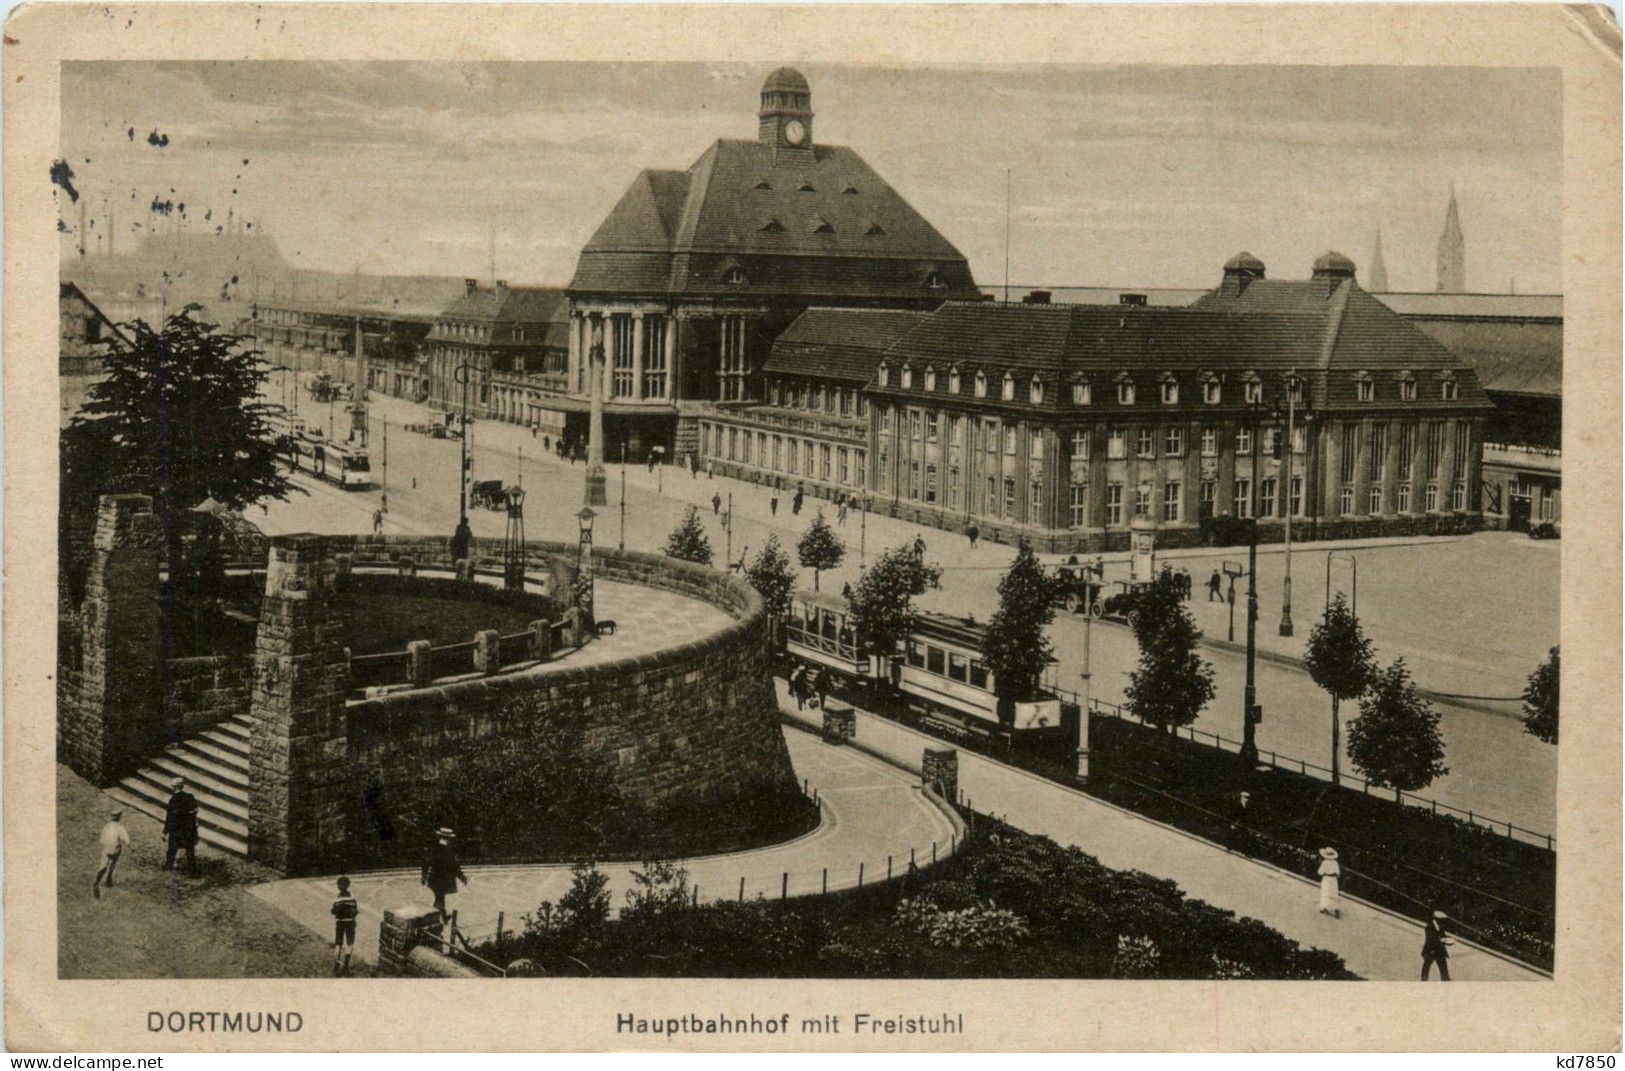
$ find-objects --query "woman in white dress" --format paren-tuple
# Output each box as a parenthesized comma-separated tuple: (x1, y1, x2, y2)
(1317, 847, 1342, 918)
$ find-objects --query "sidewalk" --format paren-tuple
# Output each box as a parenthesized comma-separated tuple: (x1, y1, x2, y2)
(780, 694, 1544, 982)
(247, 728, 959, 967)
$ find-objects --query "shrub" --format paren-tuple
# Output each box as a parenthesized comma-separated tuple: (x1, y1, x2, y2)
(894, 898, 1029, 952)
(1111, 935, 1163, 978)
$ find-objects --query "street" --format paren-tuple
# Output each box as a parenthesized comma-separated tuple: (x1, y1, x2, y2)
(259, 374, 1559, 834)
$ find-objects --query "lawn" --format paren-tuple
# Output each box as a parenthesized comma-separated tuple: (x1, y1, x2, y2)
(57, 765, 338, 979)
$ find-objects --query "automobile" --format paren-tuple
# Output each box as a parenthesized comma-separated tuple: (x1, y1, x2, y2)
(1049, 562, 1105, 616)
(1099, 579, 1154, 627)
(1528, 522, 1560, 540)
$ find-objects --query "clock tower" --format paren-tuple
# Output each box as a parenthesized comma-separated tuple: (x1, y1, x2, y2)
(758, 67, 814, 154)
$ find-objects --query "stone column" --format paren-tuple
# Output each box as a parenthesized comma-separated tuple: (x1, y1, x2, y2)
(1216, 421, 1237, 520)
(585, 315, 608, 506)
(1440, 417, 1460, 510)
(1381, 419, 1400, 515)
(567, 312, 580, 394)
(377, 906, 443, 977)
(1088, 425, 1107, 535)
(1323, 422, 1344, 517)
(1352, 420, 1372, 519)
(65, 494, 161, 785)
(1182, 422, 1202, 530)
(662, 314, 678, 401)
(248, 534, 351, 874)
(1464, 419, 1483, 512)
(631, 312, 645, 401)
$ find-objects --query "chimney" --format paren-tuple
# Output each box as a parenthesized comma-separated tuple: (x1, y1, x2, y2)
(1119, 293, 1148, 307)
(464, 277, 479, 295)
(495, 280, 508, 297)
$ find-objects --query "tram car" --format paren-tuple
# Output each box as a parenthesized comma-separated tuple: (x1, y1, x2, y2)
(783, 591, 1066, 742)
(287, 428, 373, 489)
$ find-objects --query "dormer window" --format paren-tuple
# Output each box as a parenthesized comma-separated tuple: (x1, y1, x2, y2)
(1030, 375, 1044, 404)
(924, 367, 937, 392)
(724, 266, 749, 286)
(1397, 372, 1416, 401)
(1002, 372, 1016, 401)
(760, 218, 785, 233)
(876, 361, 889, 388)
(1243, 376, 1263, 404)
(900, 365, 913, 389)
(842, 184, 859, 195)
(797, 181, 816, 193)
(865, 223, 887, 237)
(754, 180, 773, 191)
(948, 366, 961, 394)
(925, 271, 947, 290)
(1116, 377, 1136, 405)
(1203, 376, 1221, 405)
(974, 370, 987, 398)
(1071, 379, 1091, 405)
(813, 219, 835, 234)
(1159, 376, 1179, 405)
(1355, 373, 1375, 403)
(1440, 376, 1459, 401)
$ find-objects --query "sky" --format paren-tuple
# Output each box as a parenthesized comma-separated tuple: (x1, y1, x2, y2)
(58, 62, 1563, 293)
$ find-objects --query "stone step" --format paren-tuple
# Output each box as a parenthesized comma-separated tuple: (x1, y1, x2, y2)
(149, 746, 251, 795)
(215, 717, 253, 743)
(120, 767, 250, 833)
(184, 735, 251, 774)
(108, 780, 250, 857)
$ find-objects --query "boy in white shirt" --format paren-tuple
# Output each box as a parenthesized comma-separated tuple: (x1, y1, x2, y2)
(93, 808, 131, 899)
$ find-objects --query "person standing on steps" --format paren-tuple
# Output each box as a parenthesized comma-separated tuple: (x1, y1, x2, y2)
(1316, 847, 1341, 918)
(162, 778, 199, 876)
(422, 827, 468, 920)
(92, 808, 130, 899)
(1421, 910, 1452, 980)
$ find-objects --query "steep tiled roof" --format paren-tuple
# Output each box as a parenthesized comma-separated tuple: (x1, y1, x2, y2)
(763, 308, 928, 382)
(441, 286, 569, 325)
(571, 139, 977, 300)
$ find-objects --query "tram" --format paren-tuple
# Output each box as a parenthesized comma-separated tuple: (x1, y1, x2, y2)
(269, 417, 372, 489)
(784, 590, 1067, 742)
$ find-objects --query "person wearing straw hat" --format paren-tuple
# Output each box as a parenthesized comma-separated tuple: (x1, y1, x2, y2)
(1421, 909, 1453, 981)
(1316, 847, 1342, 918)
(92, 807, 131, 899)
(421, 827, 468, 918)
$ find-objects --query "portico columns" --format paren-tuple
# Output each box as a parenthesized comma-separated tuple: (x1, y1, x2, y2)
(585, 314, 608, 506)
(663, 313, 678, 401)
(632, 312, 646, 400)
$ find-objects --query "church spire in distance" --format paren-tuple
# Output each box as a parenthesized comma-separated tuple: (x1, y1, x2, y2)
(1436, 183, 1466, 292)
(1369, 225, 1389, 292)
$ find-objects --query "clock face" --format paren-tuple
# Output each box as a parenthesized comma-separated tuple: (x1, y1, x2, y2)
(784, 119, 806, 146)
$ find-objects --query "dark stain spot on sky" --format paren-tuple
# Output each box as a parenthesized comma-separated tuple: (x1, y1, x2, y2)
(58, 219, 70, 233)
(150, 196, 174, 216)
(126, 127, 135, 141)
(146, 130, 170, 148)
(50, 160, 79, 203)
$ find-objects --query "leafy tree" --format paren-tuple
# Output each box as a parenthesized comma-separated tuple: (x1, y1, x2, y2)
(1346, 659, 1449, 800)
(60, 306, 295, 591)
(1123, 571, 1215, 732)
(663, 505, 713, 565)
(847, 544, 941, 679)
(1522, 646, 1559, 745)
(744, 535, 796, 618)
(1303, 593, 1377, 785)
(521, 861, 612, 966)
(981, 543, 1057, 709)
(796, 510, 845, 591)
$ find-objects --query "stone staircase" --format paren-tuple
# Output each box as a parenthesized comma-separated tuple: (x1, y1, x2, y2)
(106, 714, 253, 858)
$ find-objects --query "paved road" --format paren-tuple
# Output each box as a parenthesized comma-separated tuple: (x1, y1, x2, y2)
(247, 729, 959, 966)
(781, 695, 1544, 982)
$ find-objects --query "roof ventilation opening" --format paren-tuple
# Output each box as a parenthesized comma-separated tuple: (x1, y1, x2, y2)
(760, 218, 785, 233)
(813, 219, 835, 234)
(1023, 290, 1052, 305)
(797, 181, 816, 193)
(1119, 293, 1147, 307)
(842, 184, 859, 195)
(865, 223, 887, 237)
(753, 180, 773, 191)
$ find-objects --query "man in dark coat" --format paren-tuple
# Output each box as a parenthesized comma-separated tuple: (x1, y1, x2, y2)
(449, 517, 473, 565)
(163, 778, 200, 875)
(422, 827, 469, 918)
(1421, 910, 1452, 980)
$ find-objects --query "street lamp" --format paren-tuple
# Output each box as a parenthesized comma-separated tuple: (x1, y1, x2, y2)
(452, 362, 474, 523)
(575, 506, 597, 626)
(503, 485, 527, 592)
(1279, 371, 1304, 636)
(1241, 398, 1268, 765)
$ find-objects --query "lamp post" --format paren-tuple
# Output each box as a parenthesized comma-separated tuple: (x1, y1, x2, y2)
(576, 506, 597, 625)
(859, 492, 867, 571)
(1279, 371, 1301, 636)
(619, 440, 627, 552)
(1241, 398, 1267, 764)
(452, 362, 474, 523)
(503, 485, 527, 591)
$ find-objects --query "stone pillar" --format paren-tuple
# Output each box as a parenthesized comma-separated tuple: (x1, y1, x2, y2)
(1182, 422, 1202, 529)
(455, 558, 473, 582)
(473, 629, 500, 674)
(377, 905, 443, 977)
(631, 312, 646, 401)
(1464, 419, 1483, 512)
(822, 701, 856, 744)
(248, 534, 351, 874)
(1381, 420, 1400, 515)
(1216, 421, 1237, 521)
(396, 555, 416, 577)
(922, 747, 958, 804)
(662, 313, 678, 401)
(1352, 420, 1371, 520)
(64, 494, 162, 785)
(529, 619, 553, 661)
(1323, 422, 1344, 517)
(407, 640, 432, 687)
(1440, 417, 1460, 511)
(585, 315, 608, 506)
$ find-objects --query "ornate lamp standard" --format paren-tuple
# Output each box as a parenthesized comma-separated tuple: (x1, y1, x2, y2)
(1241, 398, 1268, 764)
(575, 506, 597, 626)
(1279, 371, 1305, 637)
(503, 485, 527, 592)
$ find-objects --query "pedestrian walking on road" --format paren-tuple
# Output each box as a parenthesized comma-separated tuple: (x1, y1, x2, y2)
(92, 808, 131, 900)
(788, 665, 808, 711)
(770, 495, 779, 516)
(967, 522, 979, 549)
(837, 500, 849, 527)
(331, 875, 359, 976)
(422, 828, 468, 919)
(372, 507, 384, 535)
(913, 535, 926, 560)
(813, 667, 832, 709)
(1208, 568, 1223, 602)
(380, 492, 388, 514)
(707, 461, 716, 480)
(792, 484, 805, 516)
(712, 492, 722, 516)
(1421, 911, 1452, 980)
(162, 778, 199, 876)
(1226, 791, 1252, 854)
(1316, 847, 1342, 918)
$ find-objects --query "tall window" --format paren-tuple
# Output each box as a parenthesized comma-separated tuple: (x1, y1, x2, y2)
(821, 444, 832, 481)
(1117, 380, 1136, 405)
(1108, 427, 1127, 460)
(924, 367, 936, 392)
(908, 460, 921, 499)
(925, 462, 938, 503)
(1453, 423, 1470, 478)
(1340, 425, 1358, 483)
(1004, 426, 1017, 455)
(950, 416, 963, 447)
(1201, 480, 1216, 514)
(1030, 376, 1044, 404)
(975, 371, 987, 398)
(838, 447, 849, 485)
(911, 410, 924, 441)
(1201, 426, 1218, 457)
(1105, 484, 1123, 526)
(1029, 480, 1042, 519)
(1002, 476, 1016, 518)
(611, 315, 636, 398)
(1071, 429, 1090, 460)
(1136, 427, 1156, 459)
(985, 475, 997, 516)
(1399, 423, 1415, 480)
(1203, 379, 1221, 404)
(1236, 426, 1252, 456)
(1397, 483, 1411, 512)
(948, 467, 960, 510)
(1399, 377, 1417, 401)
(1135, 484, 1151, 518)
(926, 413, 939, 443)
(1369, 424, 1387, 481)
(1425, 483, 1439, 511)
(1292, 424, 1307, 454)
(1244, 378, 1262, 404)
(641, 316, 668, 398)
(719, 315, 748, 401)
(772, 436, 782, 471)
(1162, 481, 1181, 522)
(1259, 476, 1277, 517)
(727, 427, 738, 461)
(1164, 426, 1185, 457)
(787, 439, 798, 473)
(1069, 484, 1089, 528)
(1357, 377, 1375, 402)
(1289, 475, 1303, 517)
(1441, 378, 1459, 401)
(1452, 482, 1466, 510)
(1426, 421, 1443, 478)
(1029, 432, 1044, 461)
(901, 365, 913, 389)
(1340, 486, 1355, 515)
(1233, 478, 1252, 519)
(1369, 484, 1383, 515)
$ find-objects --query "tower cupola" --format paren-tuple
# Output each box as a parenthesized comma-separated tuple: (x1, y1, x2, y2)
(759, 67, 814, 153)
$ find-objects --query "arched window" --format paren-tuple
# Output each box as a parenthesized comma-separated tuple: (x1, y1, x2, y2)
(1071, 378, 1092, 405)
(1355, 372, 1374, 403)
(900, 365, 913, 389)
(1439, 373, 1459, 401)
(975, 370, 987, 398)
(1116, 376, 1136, 405)
(924, 366, 937, 391)
(1030, 375, 1044, 404)
(876, 361, 889, 388)
(1002, 372, 1016, 401)
(948, 366, 961, 394)
(1202, 375, 1221, 404)
(1243, 375, 1263, 404)
(1397, 372, 1416, 401)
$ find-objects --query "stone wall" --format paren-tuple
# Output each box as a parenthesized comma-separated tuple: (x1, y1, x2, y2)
(248, 536, 796, 875)
(167, 655, 255, 741)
